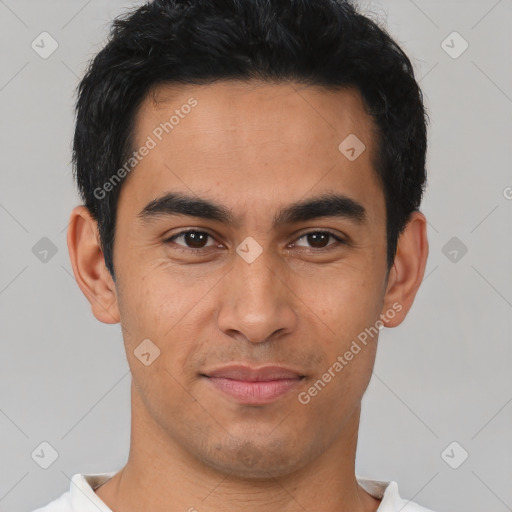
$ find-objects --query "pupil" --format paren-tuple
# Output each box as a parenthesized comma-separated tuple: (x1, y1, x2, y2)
(186, 232, 207, 248)
(182, 232, 330, 249)
(308, 233, 328, 248)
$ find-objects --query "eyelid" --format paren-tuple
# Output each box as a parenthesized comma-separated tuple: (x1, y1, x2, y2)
(165, 229, 220, 248)
(165, 228, 346, 251)
(291, 230, 346, 249)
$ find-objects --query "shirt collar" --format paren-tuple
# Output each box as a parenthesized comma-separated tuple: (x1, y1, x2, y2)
(70, 472, 399, 511)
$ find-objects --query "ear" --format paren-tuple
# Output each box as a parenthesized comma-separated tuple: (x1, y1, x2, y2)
(67, 205, 120, 324)
(380, 211, 429, 328)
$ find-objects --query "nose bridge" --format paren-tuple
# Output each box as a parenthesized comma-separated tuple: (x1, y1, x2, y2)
(237, 248, 279, 311)
(217, 243, 297, 343)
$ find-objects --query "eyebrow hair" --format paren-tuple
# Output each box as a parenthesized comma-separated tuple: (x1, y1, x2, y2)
(138, 192, 367, 228)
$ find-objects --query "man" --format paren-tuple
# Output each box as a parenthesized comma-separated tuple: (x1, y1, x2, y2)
(34, 0, 433, 510)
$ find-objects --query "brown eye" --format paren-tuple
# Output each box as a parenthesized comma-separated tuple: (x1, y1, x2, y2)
(167, 230, 216, 249)
(293, 231, 344, 250)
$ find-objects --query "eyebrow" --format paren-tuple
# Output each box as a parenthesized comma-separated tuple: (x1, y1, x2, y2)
(138, 192, 367, 228)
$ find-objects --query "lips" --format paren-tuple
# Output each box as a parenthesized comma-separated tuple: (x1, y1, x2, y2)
(205, 365, 304, 381)
(202, 365, 305, 404)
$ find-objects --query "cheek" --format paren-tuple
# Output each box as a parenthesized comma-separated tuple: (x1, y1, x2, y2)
(117, 268, 212, 371)
(295, 268, 382, 403)
(119, 262, 191, 326)
(298, 266, 383, 338)
(116, 272, 202, 409)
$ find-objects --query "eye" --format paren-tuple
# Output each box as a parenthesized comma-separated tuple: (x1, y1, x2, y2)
(166, 230, 218, 250)
(165, 229, 345, 252)
(291, 231, 345, 250)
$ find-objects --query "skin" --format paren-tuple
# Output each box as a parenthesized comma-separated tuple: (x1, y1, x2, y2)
(67, 80, 428, 512)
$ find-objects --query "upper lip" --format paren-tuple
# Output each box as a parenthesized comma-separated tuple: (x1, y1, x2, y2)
(203, 365, 304, 382)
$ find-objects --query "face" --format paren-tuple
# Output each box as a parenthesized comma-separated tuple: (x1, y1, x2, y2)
(111, 81, 391, 478)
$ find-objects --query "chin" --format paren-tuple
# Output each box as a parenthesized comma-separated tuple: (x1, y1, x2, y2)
(199, 436, 316, 480)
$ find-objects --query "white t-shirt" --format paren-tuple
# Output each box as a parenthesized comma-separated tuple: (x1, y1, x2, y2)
(32, 472, 437, 512)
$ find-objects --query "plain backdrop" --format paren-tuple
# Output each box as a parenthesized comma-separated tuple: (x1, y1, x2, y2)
(0, 1, 511, 511)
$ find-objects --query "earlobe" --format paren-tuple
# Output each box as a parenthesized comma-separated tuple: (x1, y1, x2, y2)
(67, 206, 120, 324)
(380, 211, 429, 328)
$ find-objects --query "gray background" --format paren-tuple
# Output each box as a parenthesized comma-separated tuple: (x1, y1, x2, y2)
(1, 1, 511, 511)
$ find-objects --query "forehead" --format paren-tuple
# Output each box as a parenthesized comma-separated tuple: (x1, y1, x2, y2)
(136, 80, 375, 150)
(122, 80, 383, 223)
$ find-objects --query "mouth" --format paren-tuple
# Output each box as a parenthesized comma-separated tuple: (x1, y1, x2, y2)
(201, 365, 306, 405)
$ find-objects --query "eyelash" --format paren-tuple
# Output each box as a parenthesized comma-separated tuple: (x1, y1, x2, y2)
(164, 229, 346, 253)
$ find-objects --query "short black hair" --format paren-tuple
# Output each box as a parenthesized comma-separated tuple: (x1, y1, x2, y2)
(73, 0, 428, 279)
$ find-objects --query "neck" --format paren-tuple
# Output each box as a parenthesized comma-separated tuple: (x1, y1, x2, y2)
(95, 382, 380, 512)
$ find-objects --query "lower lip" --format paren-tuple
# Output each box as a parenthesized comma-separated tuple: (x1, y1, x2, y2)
(205, 376, 303, 404)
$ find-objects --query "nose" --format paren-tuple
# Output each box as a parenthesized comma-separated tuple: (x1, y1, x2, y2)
(217, 247, 298, 344)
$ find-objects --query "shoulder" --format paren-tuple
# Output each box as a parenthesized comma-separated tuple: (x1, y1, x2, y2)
(380, 481, 438, 512)
(31, 491, 72, 512)
(30, 471, 117, 512)
(358, 478, 439, 512)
